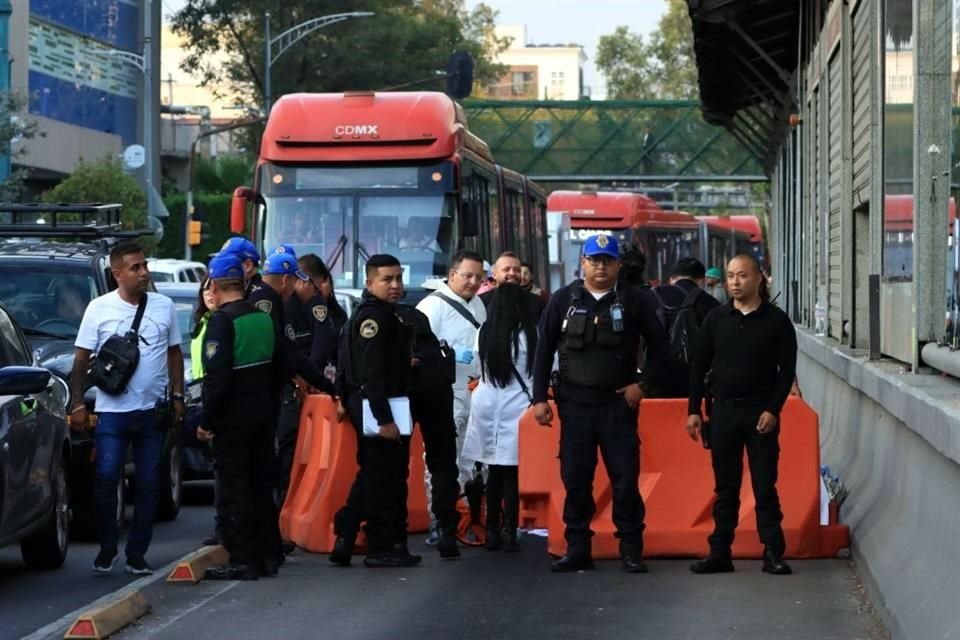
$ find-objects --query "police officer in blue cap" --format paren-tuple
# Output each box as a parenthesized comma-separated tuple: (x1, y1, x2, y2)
(532, 233, 668, 574)
(219, 237, 262, 295)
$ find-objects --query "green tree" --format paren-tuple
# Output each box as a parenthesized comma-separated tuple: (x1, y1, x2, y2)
(172, 0, 509, 110)
(41, 157, 156, 253)
(596, 0, 698, 100)
(0, 92, 44, 201)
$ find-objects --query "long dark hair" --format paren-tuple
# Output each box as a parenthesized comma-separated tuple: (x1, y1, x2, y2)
(478, 283, 539, 388)
(193, 278, 211, 337)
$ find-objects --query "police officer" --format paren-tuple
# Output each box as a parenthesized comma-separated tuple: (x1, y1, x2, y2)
(276, 254, 338, 505)
(686, 254, 796, 576)
(199, 253, 282, 580)
(219, 237, 261, 294)
(331, 254, 421, 568)
(532, 234, 668, 573)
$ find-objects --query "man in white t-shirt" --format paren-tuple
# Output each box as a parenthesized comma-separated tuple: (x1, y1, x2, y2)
(71, 242, 184, 576)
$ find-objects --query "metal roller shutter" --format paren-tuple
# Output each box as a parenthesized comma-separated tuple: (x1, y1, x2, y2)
(851, 1, 872, 197)
(828, 52, 843, 338)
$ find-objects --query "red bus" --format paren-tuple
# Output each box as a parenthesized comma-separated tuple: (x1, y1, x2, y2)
(695, 215, 755, 272)
(547, 190, 701, 285)
(883, 194, 957, 280)
(230, 92, 548, 299)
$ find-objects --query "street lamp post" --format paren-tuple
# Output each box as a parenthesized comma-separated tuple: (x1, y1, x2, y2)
(263, 11, 374, 114)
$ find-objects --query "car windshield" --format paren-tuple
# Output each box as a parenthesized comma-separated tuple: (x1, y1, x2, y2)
(0, 265, 97, 339)
(175, 303, 195, 336)
(152, 271, 175, 282)
(260, 163, 456, 291)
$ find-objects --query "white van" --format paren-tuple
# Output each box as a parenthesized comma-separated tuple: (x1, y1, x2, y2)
(148, 259, 208, 284)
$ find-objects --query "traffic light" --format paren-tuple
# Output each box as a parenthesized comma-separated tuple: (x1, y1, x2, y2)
(188, 219, 209, 247)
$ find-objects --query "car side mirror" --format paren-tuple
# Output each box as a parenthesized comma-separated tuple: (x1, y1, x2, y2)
(0, 366, 51, 395)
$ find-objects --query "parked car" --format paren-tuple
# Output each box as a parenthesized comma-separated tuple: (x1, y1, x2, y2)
(0, 204, 183, 539)
(0, 302, 72, 569)
(148, 259, 207, 284)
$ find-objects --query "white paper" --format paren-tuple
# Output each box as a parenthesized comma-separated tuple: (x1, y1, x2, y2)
(819, 476, 830, 526)
(362, 397, 413, 436)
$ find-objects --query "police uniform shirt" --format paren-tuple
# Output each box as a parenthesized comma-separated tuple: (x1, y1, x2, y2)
(284, 294, 312, 356)
(305, 293, 337, 367)
(348, 292, 412, 425)
(532, 281, 669, 405)
(687, 300, 798, 417)
(248, 279, 294, 344)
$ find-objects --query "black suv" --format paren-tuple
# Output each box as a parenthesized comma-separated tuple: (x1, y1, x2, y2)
(0, 204, 183, 540)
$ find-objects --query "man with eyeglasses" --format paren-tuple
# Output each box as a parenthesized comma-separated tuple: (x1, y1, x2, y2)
(532, 233, 668, 574)
(416, 249, 487, 547)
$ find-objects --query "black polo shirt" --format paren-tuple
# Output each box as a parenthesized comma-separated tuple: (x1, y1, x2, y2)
(688, 299, 797, 416)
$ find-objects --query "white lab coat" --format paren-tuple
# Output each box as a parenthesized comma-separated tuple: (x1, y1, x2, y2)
(416, 284, 487, 484)
(461, 333, 532, 467)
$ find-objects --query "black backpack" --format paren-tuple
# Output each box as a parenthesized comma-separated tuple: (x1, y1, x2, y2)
(654, 285, 705, 366)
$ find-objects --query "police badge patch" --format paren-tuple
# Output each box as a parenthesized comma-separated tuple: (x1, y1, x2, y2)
(205, 341, 219, 359)
(285, 324, 296, 341)
(312, 305, 328, 322)
(359, 319, 378, 338)
(596, 235, 609, 249)
(255, 299, 273, 314)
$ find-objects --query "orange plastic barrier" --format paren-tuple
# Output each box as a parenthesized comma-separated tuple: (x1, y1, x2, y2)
(518, 397, 849, 560)
(279, 395, 431, 553)
(517, 409, 560, 529)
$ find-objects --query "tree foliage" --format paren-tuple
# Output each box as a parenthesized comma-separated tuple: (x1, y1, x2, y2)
(171, 0, 509, 109)
(596, 0, 698, 100)
(0, 92, 44, 201)
(41, 157, 156, 253)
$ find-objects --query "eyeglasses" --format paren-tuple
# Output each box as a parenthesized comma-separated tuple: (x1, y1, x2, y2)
(454, 271, 485, 282)
(584, 255, 617, 266)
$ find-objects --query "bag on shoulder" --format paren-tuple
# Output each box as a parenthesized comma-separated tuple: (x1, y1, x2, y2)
(88, 295, 147, 395)
(654, 286, 705, 366)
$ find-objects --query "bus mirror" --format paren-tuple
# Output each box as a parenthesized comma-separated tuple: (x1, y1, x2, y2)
(445, 51, 474, 100)
(231, 187, 254, 233)
(462, 201, 479, 237)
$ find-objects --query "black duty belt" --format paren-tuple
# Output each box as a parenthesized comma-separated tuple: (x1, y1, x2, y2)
(712, 395, 768, 408)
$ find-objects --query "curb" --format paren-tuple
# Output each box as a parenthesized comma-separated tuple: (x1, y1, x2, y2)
(166, 545, 229, 584)
(63, 591, 150, 639)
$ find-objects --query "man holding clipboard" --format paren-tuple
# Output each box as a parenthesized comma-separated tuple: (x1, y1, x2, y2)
(331, 254, 420, 568)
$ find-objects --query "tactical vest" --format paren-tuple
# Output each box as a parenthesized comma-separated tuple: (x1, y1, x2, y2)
(558, 283, 634, 389)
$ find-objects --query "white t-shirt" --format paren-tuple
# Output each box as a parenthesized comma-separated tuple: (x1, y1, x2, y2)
(75, 291, 182, 413)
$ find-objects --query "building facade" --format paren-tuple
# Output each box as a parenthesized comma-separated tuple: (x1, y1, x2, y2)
(485, 26, 587, 100)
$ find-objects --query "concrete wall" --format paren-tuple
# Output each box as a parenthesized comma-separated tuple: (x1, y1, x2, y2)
(796, 332, 960, 640)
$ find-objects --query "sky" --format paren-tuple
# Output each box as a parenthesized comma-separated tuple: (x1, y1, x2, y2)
(160, 0, 669, 97)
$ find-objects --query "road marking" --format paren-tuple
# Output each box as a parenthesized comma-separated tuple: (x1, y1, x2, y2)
(19, 554, 193, 640)
(129, 582, 239, 637)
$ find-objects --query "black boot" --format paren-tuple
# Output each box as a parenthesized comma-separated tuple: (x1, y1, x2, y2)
(205, 563, 259, 581)
(502, 523, 520, 552)
(551, 546, 594, 572)
(485, 527, 503, 550)
(761, 549, 792, 575)
(363, 547, 423, 568)
(329, 534, 355, 567)
(690, 553, 735, 574)
(437, 527, 461, 559)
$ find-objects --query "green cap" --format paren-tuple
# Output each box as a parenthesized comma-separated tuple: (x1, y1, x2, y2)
(706, 267, 723, 279)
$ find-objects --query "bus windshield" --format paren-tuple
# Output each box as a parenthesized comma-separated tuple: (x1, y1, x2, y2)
(260, 163, 456, 292)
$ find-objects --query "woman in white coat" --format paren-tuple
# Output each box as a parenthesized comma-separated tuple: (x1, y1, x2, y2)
(461, 283, 539, 551)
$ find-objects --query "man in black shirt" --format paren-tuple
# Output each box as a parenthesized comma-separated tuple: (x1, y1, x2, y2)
(687, 254, 797, 576)
(650, 258, 720, 397)
(533, 234, 668, 574)
(331, 254, 421, 568)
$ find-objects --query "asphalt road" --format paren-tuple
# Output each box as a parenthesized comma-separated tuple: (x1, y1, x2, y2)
(107, 535, 887, 640)
(0, 486, 214, 640)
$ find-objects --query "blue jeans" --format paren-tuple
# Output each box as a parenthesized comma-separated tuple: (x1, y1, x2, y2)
(95, 409, 163, 558)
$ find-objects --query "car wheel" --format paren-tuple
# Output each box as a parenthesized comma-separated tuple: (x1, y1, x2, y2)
(155, 434, 182, 521)
(21, 455, 70, 570)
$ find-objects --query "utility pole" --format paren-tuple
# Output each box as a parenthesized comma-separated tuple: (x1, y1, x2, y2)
(0, 0, 13, 185)
(143, 0, 154, 218)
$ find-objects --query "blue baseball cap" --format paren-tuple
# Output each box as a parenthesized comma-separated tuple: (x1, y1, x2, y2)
(271, 244, 297, 259)
(582, 233, 620, 259)
(220, 237, 260, 264)
(263, 252, 308, 280)
(207, 252, 245, 280)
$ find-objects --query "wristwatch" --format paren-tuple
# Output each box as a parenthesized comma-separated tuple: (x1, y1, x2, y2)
(172, 392, 186, 403)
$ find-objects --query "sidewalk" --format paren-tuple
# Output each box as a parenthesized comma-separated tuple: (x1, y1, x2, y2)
(97, 536, 887, 640)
